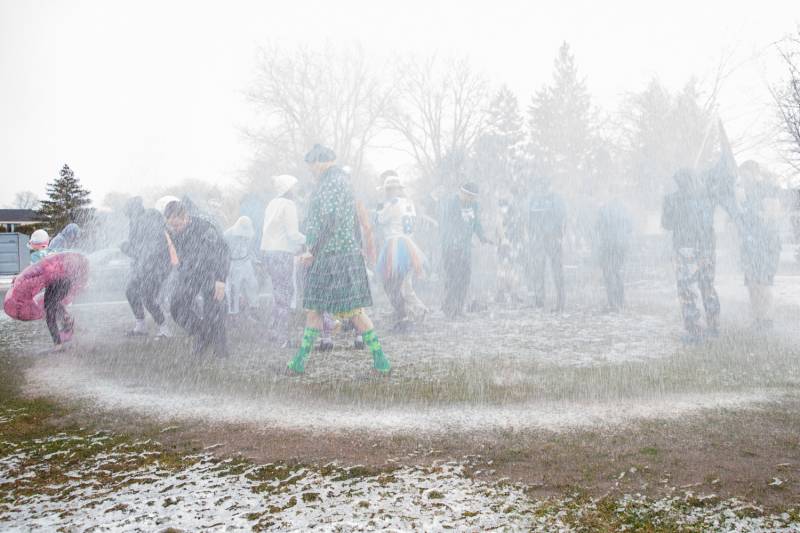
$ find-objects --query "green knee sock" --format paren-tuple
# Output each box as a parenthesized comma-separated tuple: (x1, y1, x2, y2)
(362, 329, 391, 373)
(287, 327, 320, 373)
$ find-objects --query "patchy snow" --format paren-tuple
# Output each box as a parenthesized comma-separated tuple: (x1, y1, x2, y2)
(0, 419, 796, 532)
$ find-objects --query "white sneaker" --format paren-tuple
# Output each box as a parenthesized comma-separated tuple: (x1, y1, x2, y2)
(126, 319, 148, 337)
(156, 324, 172, 338)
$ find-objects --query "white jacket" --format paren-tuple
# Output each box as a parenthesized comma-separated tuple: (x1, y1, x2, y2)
(377, 197, 416, 239)
(260, 197, 306, 253)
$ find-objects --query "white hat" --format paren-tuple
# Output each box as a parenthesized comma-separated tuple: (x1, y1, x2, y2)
(273, 174, 298, 198)
(225, 216, 254, 239)
(155, 195, 180, 214)
(30, 229, 50, 245)
(28, 229, 50, 250)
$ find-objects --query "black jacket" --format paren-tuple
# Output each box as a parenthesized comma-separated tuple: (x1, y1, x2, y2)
(121, 208, 170, 270)
(169, 217, 230, 282)
(661, 190, 716, 252)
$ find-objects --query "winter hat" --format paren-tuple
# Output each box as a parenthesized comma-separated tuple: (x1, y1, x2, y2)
(304, 144, 336, 163)
(378, 175, 405, 191)
(155, 195, 181, 214)
(460, 182, 479, 197)
(225, 216, 255, 239)
(28, 229, 50, 250)
(273, 174, 299, 198)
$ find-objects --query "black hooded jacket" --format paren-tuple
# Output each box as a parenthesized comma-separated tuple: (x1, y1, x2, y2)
(169, 216, 230, 283)
(121, 208, 171, 270)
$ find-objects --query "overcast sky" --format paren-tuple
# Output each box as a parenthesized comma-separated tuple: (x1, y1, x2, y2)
(0, 0, 798, 208)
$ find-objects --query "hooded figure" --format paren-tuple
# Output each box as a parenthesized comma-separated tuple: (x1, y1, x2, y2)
(224, 216, 259, 315)
(526, 177, 566, 312)
(596, 199, 633, 312)
(661, 168, 720, 343)
(49, 223, 81, 252)
(735, 161, 781, 330)
(3, 252, 89, 347)
(121, 197, 173, 337)
(165, 200, 231, 358)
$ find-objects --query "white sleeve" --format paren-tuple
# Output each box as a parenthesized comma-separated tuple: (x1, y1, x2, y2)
(260, 205, 272, 251)
(285, 201, 306, 250)
(377, 204, 390, 225)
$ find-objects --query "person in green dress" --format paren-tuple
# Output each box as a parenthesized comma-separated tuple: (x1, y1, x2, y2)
(286, 144, 391, 374)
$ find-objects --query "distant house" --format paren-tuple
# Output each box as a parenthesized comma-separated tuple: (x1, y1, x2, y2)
(0, 209, 41, 232)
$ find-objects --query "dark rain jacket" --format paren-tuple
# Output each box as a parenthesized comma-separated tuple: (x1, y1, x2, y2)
(438, 194, 487, 254)
(527, 192, 566, 244)
(597, 200, 632, 251)
(169, 217, 230, 283)
(121, 208, 170, 271)
(661, 190, 716, 252)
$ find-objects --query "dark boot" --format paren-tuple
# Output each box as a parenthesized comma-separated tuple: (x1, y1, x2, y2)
(214, 332, 229, 358)
(191, 335, 211, 357)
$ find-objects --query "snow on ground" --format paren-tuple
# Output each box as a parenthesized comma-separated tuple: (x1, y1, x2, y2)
(0, 408, 797, 532)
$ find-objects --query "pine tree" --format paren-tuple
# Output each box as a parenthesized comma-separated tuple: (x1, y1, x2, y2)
(37, 164, 92, 233)
(527, 42, 597, 192)
(471, 85, 525, 195)
(620, 78, 716, 207)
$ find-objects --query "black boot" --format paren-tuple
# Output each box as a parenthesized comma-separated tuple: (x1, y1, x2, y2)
(191, 335, 211, 357)
(214, 338, 229, 358)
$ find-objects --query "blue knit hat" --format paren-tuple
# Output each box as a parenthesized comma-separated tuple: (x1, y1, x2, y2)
(304, 144, 336, 163)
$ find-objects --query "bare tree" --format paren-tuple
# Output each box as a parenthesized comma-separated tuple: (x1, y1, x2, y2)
(387, 55, 489, 189)
(245, 43, 394, 188)
(773, 31, 800, 173)
(12, 190, 39, 210)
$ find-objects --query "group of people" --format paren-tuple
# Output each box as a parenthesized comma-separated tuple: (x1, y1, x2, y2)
(661, 162, 781, 344)
(3, 143, 784, 367)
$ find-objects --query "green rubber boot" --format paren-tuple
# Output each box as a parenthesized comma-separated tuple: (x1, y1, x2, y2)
(372, 349, 391, 374)
(362, 329, 391, 374)
(287, 327, 320, 374)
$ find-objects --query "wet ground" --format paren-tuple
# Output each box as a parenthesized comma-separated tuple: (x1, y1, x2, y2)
(9, 273, 800, 434)
(2, 271, 800, 529)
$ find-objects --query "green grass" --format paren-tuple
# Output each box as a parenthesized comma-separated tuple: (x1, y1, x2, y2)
(63, 331, 800, 407)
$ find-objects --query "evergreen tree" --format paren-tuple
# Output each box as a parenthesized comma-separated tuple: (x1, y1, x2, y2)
(526, 42, 597, 192)
(38, 164, 92, 233)
(620, 78, 716, 207)
(471, 85, 525, 196)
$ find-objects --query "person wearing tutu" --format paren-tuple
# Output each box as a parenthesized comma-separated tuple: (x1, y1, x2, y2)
(375, 172, 428, 332)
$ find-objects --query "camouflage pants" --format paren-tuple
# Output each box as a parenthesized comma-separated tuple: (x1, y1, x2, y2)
(675, 247, 720, 334)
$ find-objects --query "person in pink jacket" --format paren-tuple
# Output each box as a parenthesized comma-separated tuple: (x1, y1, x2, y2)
(3, 252, 89, 347)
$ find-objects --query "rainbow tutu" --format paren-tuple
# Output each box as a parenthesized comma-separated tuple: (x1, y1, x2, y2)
(377, 236, 426, 281)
